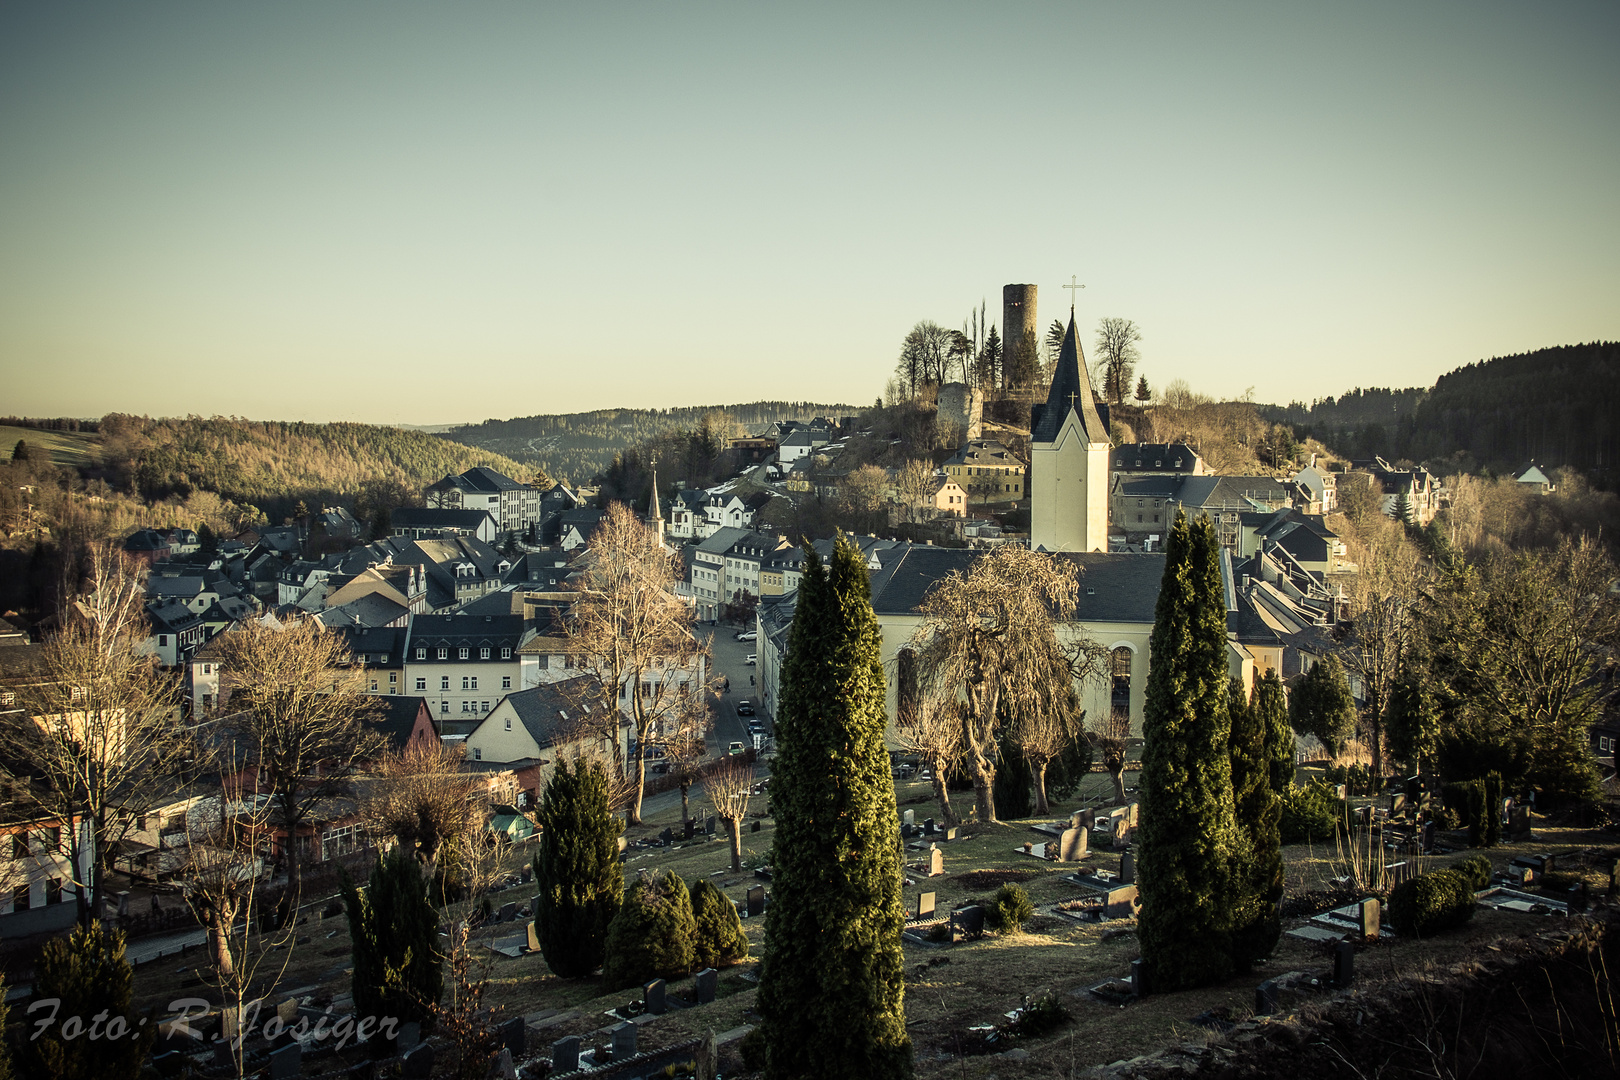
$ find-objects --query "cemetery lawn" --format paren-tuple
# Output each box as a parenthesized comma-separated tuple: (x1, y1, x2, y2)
(125, 769, 1618, 1079)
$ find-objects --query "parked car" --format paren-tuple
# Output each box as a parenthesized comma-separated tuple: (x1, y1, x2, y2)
(735, 630, 758, 642)
(727, 741, 746, 756)
(737, 700, 755, 716)
(746, 654, 757, 665)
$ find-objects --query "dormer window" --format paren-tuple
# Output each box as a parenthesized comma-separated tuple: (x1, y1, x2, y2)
(501, 647, 511, 659)
(459, 647, 470, 660)
(416, 647, 427, 660)
(1155, 461, 1162, 468)
(480, 647, 491, 659)
(437, 647, 448, 660)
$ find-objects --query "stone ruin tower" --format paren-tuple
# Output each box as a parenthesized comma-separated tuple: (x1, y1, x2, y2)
(936, 382, 984, 444)
(1003, 283, 1038, 382)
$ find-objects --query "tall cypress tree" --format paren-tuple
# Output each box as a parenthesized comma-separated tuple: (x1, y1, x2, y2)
(24, 924, 150, 1080)
(1257, 667, 1294, 797)
(533, 758, 624, 978)
(1137, 512, 1239, 991)
(758, 538, 913, 1079)
(1228, 679, 1282, 968)
(345, 845, 443, 1031)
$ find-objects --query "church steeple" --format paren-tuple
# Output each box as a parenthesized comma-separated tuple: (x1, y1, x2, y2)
(648, 456, 665, 548)
(1031, 312, 1105, 446)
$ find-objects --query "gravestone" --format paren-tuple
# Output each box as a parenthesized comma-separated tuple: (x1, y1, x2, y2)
(1128, 802, 1139, 827)
(498, 901, 517, 923)
(1359, 897, 1380, 940)
(1112, 815, 1130, 849)
(661, 827, 675, 845)
(644, 978, 667, 1015)
(493, 1047, 518, 1080)
(1104, 885, 1139, 919)
(751, 819, 761, 833)
(533, 894, 542, 917)
(928, 845, 944, 876)
(402, 1043, 435, 1080)
(520, 867, 533, 884)
(270, 1043, 301, 1080)
(684, 820, 696, 841)
(527, 921, 541, 953)
(277, 996, 300, 1027)
(923, 817, 936, 835)
(1059, 827, 1087, 862)
(1421, 821, 1436, 852)
(953, 905, 985, 938)
(705, 815, 717, 835)
(1130, 958, 1145, 996)
(553, 1035, 581, 1072)
(1509, 807, 1532, 841)
(1334, 940, 1355, 988)
(918, 891, 936, 919)
(694, 967, 718, 1004)
(944, 827, 958, 842)
(612, 1021, 638, 1060)
(1119, 852, 1135, 884)
(746, 886, 765, 917)
(903, 809, 915, 827)
(1075, 809, 1095, 831)
(1255, 979, 1281, 1015)
(499, 1016, 526, 1058)
(1334, 783, 1348, 800)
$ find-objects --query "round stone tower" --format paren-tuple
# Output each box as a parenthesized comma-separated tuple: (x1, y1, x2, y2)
(1002, 283, 1038, 383)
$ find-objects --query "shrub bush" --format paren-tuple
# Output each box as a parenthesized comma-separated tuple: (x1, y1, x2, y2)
(1006, 990, 1068, 1037)
(1442, 776, 1502, 848)
(689, 878, 748, 969)
(1388, 869, 1476, 937)
(1455, 853, 1492, 891)
(987, 883, 1034, 932)
(602, 871, 697, 990)
(1279, 780, 1340, 843)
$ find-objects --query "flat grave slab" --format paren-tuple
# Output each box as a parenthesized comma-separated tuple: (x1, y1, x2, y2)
(1285, 924, 1346, 944)
(1475, 886, 1568, 915)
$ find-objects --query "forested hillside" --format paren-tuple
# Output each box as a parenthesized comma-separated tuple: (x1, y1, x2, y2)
(96, 415, 531, 521)
(442, 401, 857, 482)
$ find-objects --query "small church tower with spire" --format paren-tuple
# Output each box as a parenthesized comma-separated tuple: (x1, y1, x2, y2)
(1029, 311, 1111, 552)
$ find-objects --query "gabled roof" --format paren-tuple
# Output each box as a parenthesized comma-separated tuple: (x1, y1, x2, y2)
(392, 508, 497, 531)
(366, 695, 429, 752)
(481, 675, 607, 751)
(944, 439, 1022, 468)
(1030, 312, 1107, 445)
(1112, 443, 1202, 473)
(148, 600, 202, 631)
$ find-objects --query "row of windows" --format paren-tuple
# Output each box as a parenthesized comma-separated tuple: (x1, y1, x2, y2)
(415, 675, 511, 691)
(412, 645, 513, 660)
(441, 700, 493, 714)
(11, 879, 65, 910)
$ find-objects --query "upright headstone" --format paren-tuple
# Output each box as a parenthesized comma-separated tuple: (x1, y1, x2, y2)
(1509, 806, 1532, 840)
(527, 921, 542, 953)
(493, 1047, 518, 1080)
(270, 1043, 301, 1080)
(1130, 958, 1145, 996)
(903, 809, 915, 827)
(694, 967, 718, 1004)
(661, 826, 675, 845)
(402, 1043, 435, 1080)
(705, 815, 717, 835)
(746, 885, 765, 917)
(498, 901, 517, 923)
(930, 845, 944, 877)
(1334, 940, 1355, 988)
(611, 1021, 638, 1060)
(944, 827, 958, 842)
(1421, 821, 1436, 853)
(1390, 793, 1406, 816)
(1359, 897, 1380, 940)
(1256, 979, 1280, 1015)
(499, 1016, 526, 1058)
(1104, 884, 1139, 919)
(1058, 827, 1087, 862)
(917, 891, 936, 920)
(644, 978, 667, 1015)
(553, 1035, 581, 1072)
(750, 819, 761, 833)
(953, 905, 985, 938)
(520, 866, 533, 884)
(923, 817, 935, 835)
(1112, 815, 1130, 849)
(1119, 852, 1135, 884)
(1127, 802, 1139, 827)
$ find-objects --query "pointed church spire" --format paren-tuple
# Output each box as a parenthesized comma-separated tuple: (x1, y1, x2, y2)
(648, 456, 665, 548)
(1031, 312, 1106, 445)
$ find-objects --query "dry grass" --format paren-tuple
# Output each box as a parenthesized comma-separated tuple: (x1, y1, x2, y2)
(125, 769, 1619, 1078)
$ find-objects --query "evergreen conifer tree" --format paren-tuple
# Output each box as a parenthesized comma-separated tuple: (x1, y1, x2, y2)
(690, 878, 749, 969)
(533, 757, 623, 977)
(1228, 680, 1282, 968)
(758, 537, 913, 1079)
(345, 845, 443, 1031)
(24, 924, 151, 1080)
(603, 870, 698, 989)
(1136, 512, 1239, 992)
(1256, 668, 1293, 796)
(1289, 656, 1357, 754)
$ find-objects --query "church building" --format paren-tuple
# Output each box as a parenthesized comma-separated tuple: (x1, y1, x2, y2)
(1029, 313, 1112, 553)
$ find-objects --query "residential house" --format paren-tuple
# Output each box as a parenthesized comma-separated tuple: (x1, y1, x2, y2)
(1112, 475, 1291, 548)
(404, 613, 539, 724)
(1513, 462, 1555, 494)
(943, 440, 1027, 505)
(0, 782, 95, 934)
(1110, 442, 1207, 480)
(463, 675, 621, 799)
(1351, 457, 1444, 526)
(929, 476, 968, 517)
(689, 527, 750, 621)
(425, 466, 542, 539)
(337, 626, 409, 696)
(1288, 461, 1338, 515)
(391, 507, 499, 543)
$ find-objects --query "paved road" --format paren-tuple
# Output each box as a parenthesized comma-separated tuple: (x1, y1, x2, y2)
(698, 624, 772, 758)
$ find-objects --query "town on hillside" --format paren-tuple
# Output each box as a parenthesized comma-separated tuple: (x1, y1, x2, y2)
(0, 292, 1616, 1079)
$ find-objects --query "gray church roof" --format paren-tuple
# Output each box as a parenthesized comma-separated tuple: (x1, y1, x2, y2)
(1030, 312, 1107, 445)
(865, 544, 1163, 624)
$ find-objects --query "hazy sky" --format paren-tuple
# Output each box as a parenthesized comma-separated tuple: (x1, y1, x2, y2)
(2, 2, 1616, 425)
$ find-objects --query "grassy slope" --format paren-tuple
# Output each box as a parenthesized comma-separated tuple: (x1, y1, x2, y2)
(0, 425, 100, 468)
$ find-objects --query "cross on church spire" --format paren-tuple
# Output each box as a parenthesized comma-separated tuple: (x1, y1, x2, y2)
(1063, 276, 1085, 313)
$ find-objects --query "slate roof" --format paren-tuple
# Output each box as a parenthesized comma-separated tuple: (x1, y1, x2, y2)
(366, 695, 429, 752)
(1112, 443, 1202, 473)
(488, 675, 607, 750)
(337, 626, 408, 667)
(406, 613, 531, 656)
(1030, 312, 1107, 445)
(147, 576, 207, 600)
(944, 440, 1024, 468)
(391, 508, 497, 532)
(321, 593, 410, 629)
(148, 600, 202, 632)
(436, 466, 525, 494)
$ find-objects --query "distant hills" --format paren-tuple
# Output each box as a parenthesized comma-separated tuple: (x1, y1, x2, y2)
(1262, 342, 1618, 485)
(440, 401, 858, 483)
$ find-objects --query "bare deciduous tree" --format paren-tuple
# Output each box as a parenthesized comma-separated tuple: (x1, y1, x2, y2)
(2, 545, 201, 926)
(217, 616, 385, 898)
(1338, 514, 1426, 778)
(909, 546, 1082, 823)
(1090, 704, 1134, 804)
(894, 459, 937, 525)
(567, 502, 711, 825)
(895, 691, 963, 827)
(706, 757, 753, 873)
(1012, 675, 1092, 817)
(360, 739, 482, 863)
(1094, 317, 1142, 406)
